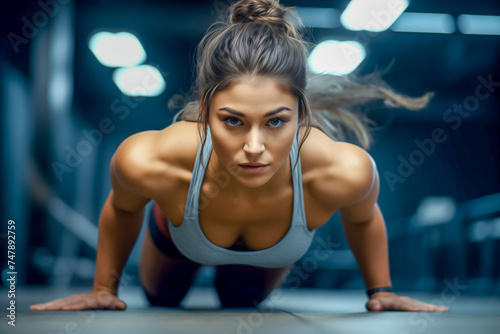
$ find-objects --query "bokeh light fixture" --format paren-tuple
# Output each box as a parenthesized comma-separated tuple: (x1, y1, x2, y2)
(457, 15, 500, 35)
(308, 40, 366, 75)
(391, 13, 455, 34)
(112, 65, 166, 97)
(341, 0, 409, 32)
(88, 32, 147, 67)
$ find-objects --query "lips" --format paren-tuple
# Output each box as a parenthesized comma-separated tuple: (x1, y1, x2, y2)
(239, 163, 269, 167)
(238, 163, 269, 173)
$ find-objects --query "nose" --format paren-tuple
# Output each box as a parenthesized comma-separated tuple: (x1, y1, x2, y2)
(243, 129, 265, 156)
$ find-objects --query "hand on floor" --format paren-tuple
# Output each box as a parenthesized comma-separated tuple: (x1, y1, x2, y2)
(30, 291, 127, 311)
(365, 293, 449, 312)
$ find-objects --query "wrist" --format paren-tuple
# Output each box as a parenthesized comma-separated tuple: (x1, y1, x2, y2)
(366, 286, 393, 298)
(369, 291, 395, 299)
(92, 286, 118, 296)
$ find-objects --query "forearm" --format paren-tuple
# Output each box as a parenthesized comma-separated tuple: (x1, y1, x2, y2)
(341, 203, 392, 291)
(92, 192, 145, 295)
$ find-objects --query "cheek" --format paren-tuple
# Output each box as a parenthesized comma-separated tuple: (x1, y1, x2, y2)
(266, 137, 295, 159)
(277, 142, 294, 160)
(211, 134, 238, 158)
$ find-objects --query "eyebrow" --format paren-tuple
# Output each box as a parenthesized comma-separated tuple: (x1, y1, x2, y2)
(218, 106, 292, 117)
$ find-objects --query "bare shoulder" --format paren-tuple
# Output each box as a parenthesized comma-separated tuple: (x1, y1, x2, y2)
(155, 120, 202, 174)
(300, 126, 377, 210)
(112, 120, 201, 199)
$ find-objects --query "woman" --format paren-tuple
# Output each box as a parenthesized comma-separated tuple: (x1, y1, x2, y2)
(31, 0, 449, 312)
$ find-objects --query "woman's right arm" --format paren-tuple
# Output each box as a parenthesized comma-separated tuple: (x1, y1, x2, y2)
(31, 132, 157, 311)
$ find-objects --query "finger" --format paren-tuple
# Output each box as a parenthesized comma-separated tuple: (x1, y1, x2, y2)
(44, 302, 71, 311)
(30, 301, 63, 311)
(434, 305, 450, 312)
(113, 299, 127, 310)
(45, 295, 88, 311)
(411, 302, 450, 312)
(30, 299, 64, 310)
(388, 297, 450, 312)
(30, 302, 47, 310)
(60, 301, 92, 311)
(30, 294, 83, 311)
(400, 298, 450, 312)
(365, 299, 383, 312)
(30, 304, 47, 310)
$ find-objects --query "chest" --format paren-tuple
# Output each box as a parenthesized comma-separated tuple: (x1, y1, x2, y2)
(156, 175, 335, 251)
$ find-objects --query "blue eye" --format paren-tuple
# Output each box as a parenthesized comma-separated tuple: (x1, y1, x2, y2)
(222, 117, 288, 128)
(223, 117, 242, 127)
(268, 118, 288, 128)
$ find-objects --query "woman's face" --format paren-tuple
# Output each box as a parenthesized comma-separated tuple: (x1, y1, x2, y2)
(208, 76, 299, 189)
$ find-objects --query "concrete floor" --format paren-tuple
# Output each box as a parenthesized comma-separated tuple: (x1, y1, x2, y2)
(1, 286, 499, 334)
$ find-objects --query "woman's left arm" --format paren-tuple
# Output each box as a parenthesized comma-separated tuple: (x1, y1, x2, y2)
(338, 151, 449, 312)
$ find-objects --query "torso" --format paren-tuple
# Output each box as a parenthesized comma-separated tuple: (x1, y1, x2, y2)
(142, 121, 348, 251)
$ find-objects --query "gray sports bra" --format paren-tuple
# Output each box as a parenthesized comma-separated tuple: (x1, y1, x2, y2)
(167, 125, 316, 268)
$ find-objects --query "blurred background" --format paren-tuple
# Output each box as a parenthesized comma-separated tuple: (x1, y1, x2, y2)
(1, 0, 499, 297)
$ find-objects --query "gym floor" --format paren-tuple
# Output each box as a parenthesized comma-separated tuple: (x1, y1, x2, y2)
(2, 286, 499, 334)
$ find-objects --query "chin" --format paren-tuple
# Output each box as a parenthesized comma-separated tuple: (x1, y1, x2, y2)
(236, 166, 278, 186)
(236, 177, 271, 188)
